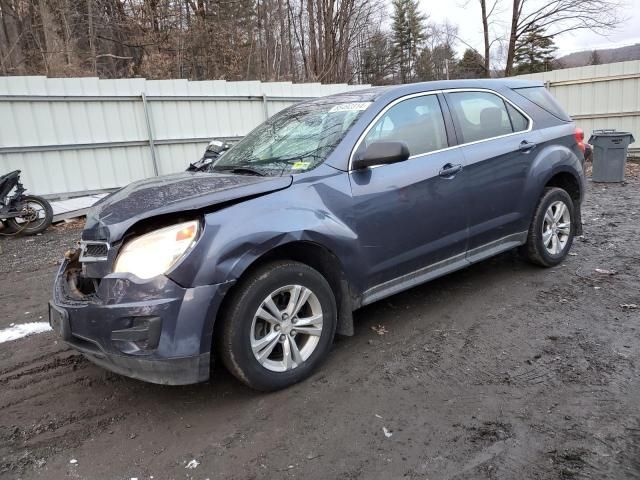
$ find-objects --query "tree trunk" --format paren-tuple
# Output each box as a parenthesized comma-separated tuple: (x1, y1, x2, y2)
(87, 0, 97, 74)
(0, 0, 25, 74)
(505, 0, 520, 77)
(480, 0, 490, 77)
(277, 0, 286, 78)
(307, 0, 318, 79)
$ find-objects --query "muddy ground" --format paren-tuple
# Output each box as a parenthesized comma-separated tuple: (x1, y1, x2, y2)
(1, 165, 639, 480)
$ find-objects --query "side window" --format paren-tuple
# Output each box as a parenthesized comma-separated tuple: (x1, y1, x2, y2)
(447, 91, 513, 143)
(506, 102, 529, 132)
(514, 86, 571, 121)
(362, 95, 448, 157)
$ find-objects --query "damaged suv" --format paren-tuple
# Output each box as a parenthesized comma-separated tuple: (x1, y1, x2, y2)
(50, 79, 585, 390)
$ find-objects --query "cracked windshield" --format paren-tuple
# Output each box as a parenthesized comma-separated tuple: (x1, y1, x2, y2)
(210, 101, 372, 176)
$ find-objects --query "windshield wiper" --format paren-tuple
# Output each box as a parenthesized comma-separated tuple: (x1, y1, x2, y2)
(212, 165, 266, 176)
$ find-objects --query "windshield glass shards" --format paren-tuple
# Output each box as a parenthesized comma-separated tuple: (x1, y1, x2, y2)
(211, 101, 371, 175)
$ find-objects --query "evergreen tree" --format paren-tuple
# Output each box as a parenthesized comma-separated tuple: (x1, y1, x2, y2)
(431, 43, 457, 80)
(415, 47, 435, 81)
(513, 25, 557, 75)
(457, 49, 486, 78)
(589, 50, 602, 65)
(391, 0, 427, 83)
(360, 31, 394, 85)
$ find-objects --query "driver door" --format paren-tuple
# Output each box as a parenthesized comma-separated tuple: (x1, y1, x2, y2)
(349, 93, 469, 302)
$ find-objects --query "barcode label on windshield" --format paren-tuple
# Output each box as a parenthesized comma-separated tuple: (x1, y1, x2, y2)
(329, 102, 371, 113)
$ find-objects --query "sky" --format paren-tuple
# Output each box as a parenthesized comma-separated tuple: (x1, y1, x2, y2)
(420, 0, 640, 58)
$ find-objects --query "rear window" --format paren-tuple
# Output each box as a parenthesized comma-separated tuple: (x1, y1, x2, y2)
(513, 86, 571, 122)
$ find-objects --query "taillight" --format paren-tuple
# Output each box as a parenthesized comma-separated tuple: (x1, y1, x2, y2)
(575, 127, 585, 153)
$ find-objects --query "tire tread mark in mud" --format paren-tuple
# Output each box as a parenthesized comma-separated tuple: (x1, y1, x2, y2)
(0, 353, 86, 386)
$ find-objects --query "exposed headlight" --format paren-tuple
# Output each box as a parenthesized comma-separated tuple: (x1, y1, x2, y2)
(113, 220, 199, 279)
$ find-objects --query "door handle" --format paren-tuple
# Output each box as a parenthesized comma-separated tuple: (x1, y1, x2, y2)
(439, 163, 463, 178)
(519, 140, 537, 153)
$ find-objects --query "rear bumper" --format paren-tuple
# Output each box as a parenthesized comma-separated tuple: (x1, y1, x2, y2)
(50, 256, 232, 385)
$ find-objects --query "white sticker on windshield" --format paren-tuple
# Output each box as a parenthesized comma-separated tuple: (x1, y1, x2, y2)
(329, 102, 372, 113)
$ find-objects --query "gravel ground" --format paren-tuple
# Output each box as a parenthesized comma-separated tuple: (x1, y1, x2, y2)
(0, 220, 84, 331)
(1, 165, 639, 480)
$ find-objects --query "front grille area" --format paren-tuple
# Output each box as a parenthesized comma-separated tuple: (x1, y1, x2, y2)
(80, 241, 109, 261)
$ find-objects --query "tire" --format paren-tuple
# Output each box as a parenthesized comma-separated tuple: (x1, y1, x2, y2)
(218, 260, 337, 391)
(0, 220, 17, 234)
(6, 195, 53, 235)
(523, 187, 575, 267)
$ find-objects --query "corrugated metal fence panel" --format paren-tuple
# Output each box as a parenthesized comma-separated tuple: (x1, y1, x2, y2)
(156, 142, 209, 176)
(516, 61, 640, 151)
(0, 146, 154, 196)
(0, 77, 370, 196)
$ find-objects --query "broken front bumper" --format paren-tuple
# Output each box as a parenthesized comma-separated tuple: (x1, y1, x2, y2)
(50, 253, 231, 385)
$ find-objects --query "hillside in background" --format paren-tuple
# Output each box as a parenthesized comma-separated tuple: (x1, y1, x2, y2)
(556, 44, 640, 68)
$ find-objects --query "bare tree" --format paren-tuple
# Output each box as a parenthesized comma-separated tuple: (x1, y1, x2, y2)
(0, 0, 25, 75)
(478, 0, 500, 77)
(0, 0, 384, 83)
(504, 0, 624, 76)
(287, 0, 382, 83)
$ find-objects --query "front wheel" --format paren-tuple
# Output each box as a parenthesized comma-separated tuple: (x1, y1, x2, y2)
(522, 187, 575, 267)
(6, 195, 53, 235)
(218, 261, 337, 391)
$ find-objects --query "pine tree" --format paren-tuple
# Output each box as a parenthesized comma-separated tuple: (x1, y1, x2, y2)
(457, 49, 485, 78)
(589, 50, 602, 65)
(391, 0, 427, 83)
(360, 31, 394, 85)
(513, 25, 557, 75)
(415, 47, 435, 81)
(431, 43, 457, 80)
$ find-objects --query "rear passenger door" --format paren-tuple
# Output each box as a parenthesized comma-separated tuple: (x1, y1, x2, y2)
(444, 89, 537, 259)
(349, 93, 468, 300)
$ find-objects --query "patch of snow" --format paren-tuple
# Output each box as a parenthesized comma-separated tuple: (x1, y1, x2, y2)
(0, 322, 52, 344)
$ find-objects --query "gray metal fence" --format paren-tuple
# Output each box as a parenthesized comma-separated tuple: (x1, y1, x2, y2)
(0, 77, 369, 197)
(516, 60, 640, 154)
(5, 63, 636, 198)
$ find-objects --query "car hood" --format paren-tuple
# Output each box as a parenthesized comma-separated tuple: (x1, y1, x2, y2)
(82, 172, 293, 242)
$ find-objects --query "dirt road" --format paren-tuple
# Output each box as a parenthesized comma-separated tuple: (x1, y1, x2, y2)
(1, 169, 639, 480)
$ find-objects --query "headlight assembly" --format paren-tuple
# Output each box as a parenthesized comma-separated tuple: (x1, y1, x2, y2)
(113, 220, 199, 279)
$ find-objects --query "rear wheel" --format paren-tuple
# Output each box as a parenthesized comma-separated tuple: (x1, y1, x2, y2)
(219, 261, 337, 391)
(6, 195, 53, 235)
(523, 187, 575, 267)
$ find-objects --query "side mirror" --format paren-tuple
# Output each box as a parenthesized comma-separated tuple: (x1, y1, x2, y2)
(352, 141, 410, 170)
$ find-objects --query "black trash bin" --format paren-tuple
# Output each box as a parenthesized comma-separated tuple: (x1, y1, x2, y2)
(588, 129, 635, 182)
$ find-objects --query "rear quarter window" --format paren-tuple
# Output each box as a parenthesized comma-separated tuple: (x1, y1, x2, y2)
(506, 103, 529, 132)
(513, 86, 571, 122)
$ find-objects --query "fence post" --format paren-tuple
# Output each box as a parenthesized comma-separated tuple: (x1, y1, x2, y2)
(262, 94, 269, 121)
(141, 92, 160, 176)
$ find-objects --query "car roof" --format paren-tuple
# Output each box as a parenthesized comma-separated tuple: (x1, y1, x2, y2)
(307, 78, 545, 105)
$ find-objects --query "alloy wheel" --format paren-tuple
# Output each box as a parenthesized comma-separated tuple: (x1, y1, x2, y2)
(250, 285, 323, 372)
(542, 200, 571, 255)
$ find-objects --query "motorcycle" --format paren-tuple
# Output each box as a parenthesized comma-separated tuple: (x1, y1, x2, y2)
(186, 139, 231, 172)
(0, 170, 53, 235)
